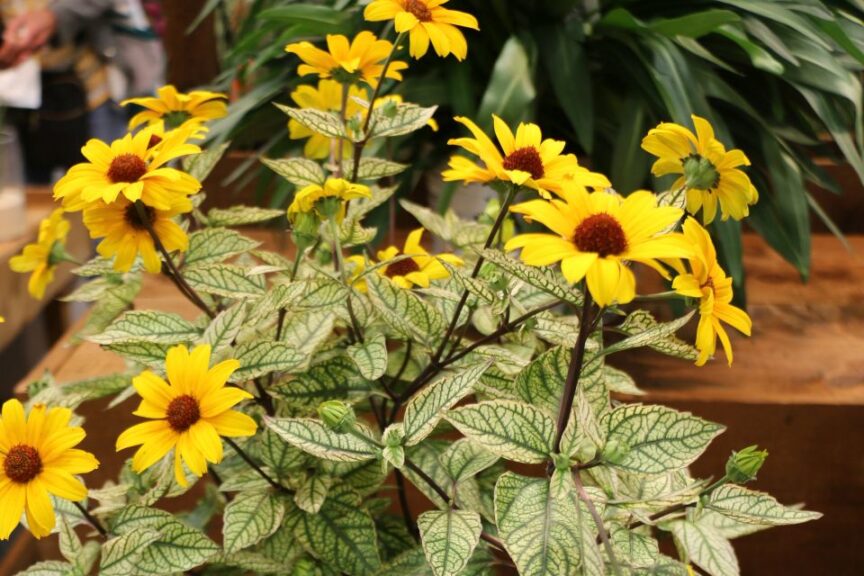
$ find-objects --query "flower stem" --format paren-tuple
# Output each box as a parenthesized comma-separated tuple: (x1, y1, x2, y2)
(73, 501, 107, 537)
(350, 31, 406, 183)
(328, 217, 363, 343)
(223, 437, 291, 494)
(573, 470, 622, 576)
(134, 201, 215, 319)
(551, 291, 595, 457)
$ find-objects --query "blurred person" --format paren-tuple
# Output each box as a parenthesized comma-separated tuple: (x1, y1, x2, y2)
(0, 1, 164, 181)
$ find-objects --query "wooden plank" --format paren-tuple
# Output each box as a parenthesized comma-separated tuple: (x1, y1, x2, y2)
(0, 189, 91, 351)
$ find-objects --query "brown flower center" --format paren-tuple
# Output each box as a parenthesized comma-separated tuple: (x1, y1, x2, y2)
(384, 257, 421, 278)
(108, 153, 148, 183)
(405, 0, 433, 21)
(503, 147, 544, 180)
(573, 213, 628, 257)
(4, 445, 42, 483)
(166, 395, 200, 432)
(124, 202, 156, 231)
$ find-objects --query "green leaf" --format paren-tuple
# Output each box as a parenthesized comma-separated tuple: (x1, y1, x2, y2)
(215, 550, 292, 574)
(276, 103, 345, 138)
(403, 362, 490, 446)
(58, 515, 81, 562)
(295, 473, 333, 514)
(705, 484, 822, 526)
(369, 103, 438, 139)
(104, 342, 171, 370)
(61, 373, 131, 402)
(261, 157, 326, 188)
(183, 264, 266, 298)
(604, 310, 696, 358)
(280, 310, 336, 357)
(354, 158, 408, 180)
(201, 302, 248, 357)
(73, 276, 141, 341)
(347, 333, 389, 380)
(399, 200, 489, 249)
(88, 311, 198, 345)
(207, 205, 284, 227)
(382, 424, 406, 469)
(602, 404, 725, 474)
(477, 36, 536, 128)
(99, 529, 162, 576)
(482, 249, 583, 307)
(611, 526, 660, 568)
(440, 439, 499, 483)
(514, 346, 569, 413)
(273, 356, 371, 407)
(536, 23, 593, 152)
(183, 141, 230, 182)
(255, 428, 308, 478)
(110, 506, 220, 574)
(610, 97, 650, 194)
(365, 273, 446, 348)
(651, 10, 741, 38)
(258, 4, 350, 30)
(60, 276, 119, 303)
(14, 561, 81, 576)
(223, 491, 286, 553)
(265, 417, 378, 462)
(231, 341, 306, 381)
(297, 485, 381, 575)
(446, 400, 555, 464)
(666, 519, 739, 576)
(184, 229, 260, 268)
(494, 472, 581, 575)
(603, 365, 645, 396)
(417, 510, 482, 576)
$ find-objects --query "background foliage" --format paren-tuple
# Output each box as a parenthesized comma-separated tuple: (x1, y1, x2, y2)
(200, 0, 864, 292)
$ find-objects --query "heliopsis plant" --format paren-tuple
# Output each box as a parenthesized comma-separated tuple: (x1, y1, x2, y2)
(11, 11, 818, 576)
(122, 84, 228, 132)
(9, 209, 72, 299)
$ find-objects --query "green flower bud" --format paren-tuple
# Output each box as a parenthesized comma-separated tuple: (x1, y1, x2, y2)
(317, 400, 356, 433)
(314, 196, 343, 220)
(725, 445, 768, 484)
(682, 154, 720, 190)
(602, 439, 631, 465)
(290, 211, 320, 251)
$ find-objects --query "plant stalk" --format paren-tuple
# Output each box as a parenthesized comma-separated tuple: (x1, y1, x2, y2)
(135, 201, 215, 318)
(73, 501, 108, 537)
(224, 437, 291, 494)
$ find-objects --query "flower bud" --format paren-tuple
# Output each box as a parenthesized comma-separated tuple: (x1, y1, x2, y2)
(682, 154, 720, 190)
(725, 445, 768, 484)
(290, 211, 320, 251)
(317, 400, 356, 433)
(602, 439, 631, 465)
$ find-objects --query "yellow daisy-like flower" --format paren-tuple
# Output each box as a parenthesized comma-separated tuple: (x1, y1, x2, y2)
(364, 0, 479, 61)
(116, 344, 257, 487)
(289, 80, 364, 159)
(377, 228, 463, 289)
(10, 209, 71, 299)
(285, 32, 408, 87)
(83, 197, 190, 273)
(442, 115, 610, 199)
(672, 218, 751, 366)
(0, 399, 99, 540)
(288, 178, 371, 222)
(54, 127, 201, 212)
(641, 114, 758, 224)
(505, 188, 693, 307)
(122, 85, 228, 131)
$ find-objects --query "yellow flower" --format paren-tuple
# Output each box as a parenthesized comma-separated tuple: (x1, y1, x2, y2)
(123, 85, 228, 131)
(54, 127, 201, 211)
(673, 218, 751, 366)
(10, 209, 71, 299)
(0, 399, 99, 540)
(83, 197, 190, 273)
(116, 344, 257, 487)
(364, 0, 479, 61)
(377, 228, 463, 289)
(285, 32, 408, 87)
(288, 178, 371, 222)
(442, 115, 610, 199)
(289, 80, 364, 159)
(505, 189, 693, 307)
(641, 114, 758, 224)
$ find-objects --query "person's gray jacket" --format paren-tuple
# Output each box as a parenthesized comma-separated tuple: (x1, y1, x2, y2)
(51, 0, 115, 44)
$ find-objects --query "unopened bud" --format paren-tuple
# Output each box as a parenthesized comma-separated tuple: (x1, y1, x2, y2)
(602, 439, 631, 465)
(725, 445, 768, 484)
(290, 211, 320, 250)
(317, 400, 355, 433)
(683, 155, 720, 190)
